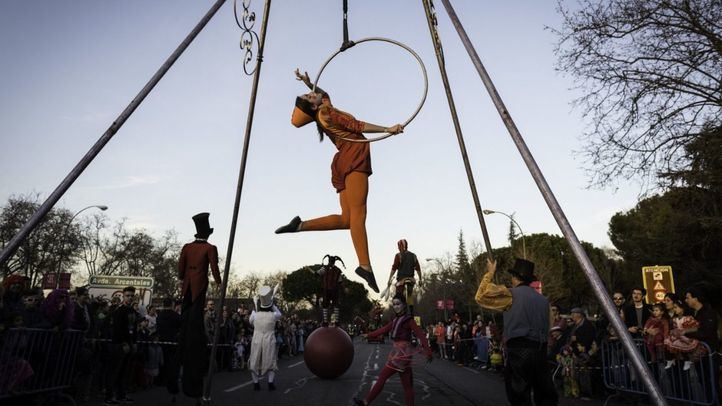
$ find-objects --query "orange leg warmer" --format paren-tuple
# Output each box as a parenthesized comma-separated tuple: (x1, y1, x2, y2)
(299, 171, 370, 268)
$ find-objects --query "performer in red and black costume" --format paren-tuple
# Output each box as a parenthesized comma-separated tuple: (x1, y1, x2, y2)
(355, 294, 432, 406)
(275, 69, 404, 294)
(387, 239, 422, 315)
(317, 254, 345, 326)
(176, 213, 222, 401)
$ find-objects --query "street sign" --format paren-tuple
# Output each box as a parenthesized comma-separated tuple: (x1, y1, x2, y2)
(88, 275, 154, 288)
(641, 265, 674, 304)
(88, 275, 154, 308)
(41, 273, 71, 290)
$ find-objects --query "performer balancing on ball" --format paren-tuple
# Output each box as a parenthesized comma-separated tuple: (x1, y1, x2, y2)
(275, 69, 404, 294)
(316, 254, 345, 326)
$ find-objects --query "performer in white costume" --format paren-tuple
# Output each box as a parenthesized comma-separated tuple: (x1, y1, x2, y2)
(248, 286, 282, 391)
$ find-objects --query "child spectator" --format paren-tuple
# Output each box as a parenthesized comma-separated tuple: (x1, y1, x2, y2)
(643, 303, 669, 361)
(145, 305, 158, 334)
(664, 299, 703, 370)
(559, 345, 579, 398)
(489, 340, 503, 372)
(233, 332, 246, 370)
(434, 322, 446, 359)
(144, 332, 164, 388)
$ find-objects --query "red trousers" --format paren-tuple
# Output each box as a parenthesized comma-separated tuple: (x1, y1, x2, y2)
(365, 365, 414, 405)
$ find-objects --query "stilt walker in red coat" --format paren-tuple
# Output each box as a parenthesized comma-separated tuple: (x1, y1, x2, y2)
(177, 213, 222, 401)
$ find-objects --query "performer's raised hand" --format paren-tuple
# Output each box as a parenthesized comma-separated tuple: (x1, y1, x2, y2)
(486, 258, 497, 274)
(295, 68, 311, 86)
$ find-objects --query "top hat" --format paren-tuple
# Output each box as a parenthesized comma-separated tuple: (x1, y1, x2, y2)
(291, 96, 316, 128)
(508, 258, 537, 283)
(192, 212, 213, 238)
(258, 286, 274, 308)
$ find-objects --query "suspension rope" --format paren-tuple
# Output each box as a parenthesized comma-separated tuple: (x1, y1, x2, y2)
(340, 0, 355, 51)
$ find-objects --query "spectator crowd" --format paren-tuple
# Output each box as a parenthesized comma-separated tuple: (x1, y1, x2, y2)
(0, 275, 322, 405)
(421, 286, 719, 401)
(1, 273, 719, 404)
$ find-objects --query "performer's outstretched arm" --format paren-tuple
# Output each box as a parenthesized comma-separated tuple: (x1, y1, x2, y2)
(361, 122, 404, 134)
(366, 320, 393, 340)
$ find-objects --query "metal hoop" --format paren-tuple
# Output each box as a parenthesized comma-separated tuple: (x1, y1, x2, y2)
(312, 37, 428, 143)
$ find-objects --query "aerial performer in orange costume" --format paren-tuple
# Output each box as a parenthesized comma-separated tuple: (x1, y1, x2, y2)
(275, 69, 404, 293)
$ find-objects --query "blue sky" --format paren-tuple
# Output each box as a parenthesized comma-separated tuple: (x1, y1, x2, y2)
(0, 1, 640, 294)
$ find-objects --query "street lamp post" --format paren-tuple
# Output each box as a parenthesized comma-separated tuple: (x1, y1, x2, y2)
(482, 209, 527, 259)
(426, 258, 448, 321)
(56, 205, 108, 288)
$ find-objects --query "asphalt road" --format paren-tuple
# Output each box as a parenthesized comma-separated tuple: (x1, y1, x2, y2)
(88, 337, 609, 406)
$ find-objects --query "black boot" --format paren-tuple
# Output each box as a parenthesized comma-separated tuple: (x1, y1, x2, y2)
(355, 267, 379, 293)
(268, 382, 276, 391)
(274, 216, 301, 234)
(253, 382, 260, 391)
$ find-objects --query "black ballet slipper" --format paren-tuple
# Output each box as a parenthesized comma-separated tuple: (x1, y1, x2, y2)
(275, 216, 301, 234)
(355, 267, 379, 293)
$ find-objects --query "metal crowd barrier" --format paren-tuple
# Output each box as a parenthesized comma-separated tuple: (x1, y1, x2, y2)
(0, 328, 84, 403)
(601, 338, 718, 406)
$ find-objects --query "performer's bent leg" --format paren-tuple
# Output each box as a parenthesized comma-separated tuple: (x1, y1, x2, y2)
(299, 179, 352, 231)
(365, 366, 396, 404)
(400, 368, 415, 406)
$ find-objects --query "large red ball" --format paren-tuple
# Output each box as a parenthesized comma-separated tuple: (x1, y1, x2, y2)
(303, 327, 354, 379)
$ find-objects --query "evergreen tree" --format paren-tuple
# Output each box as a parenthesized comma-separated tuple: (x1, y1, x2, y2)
(507, 213, 518, 247)
(455, 230, 470, 272)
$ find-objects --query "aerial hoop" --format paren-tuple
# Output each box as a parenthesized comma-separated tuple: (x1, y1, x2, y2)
(312, 37, 428, 143)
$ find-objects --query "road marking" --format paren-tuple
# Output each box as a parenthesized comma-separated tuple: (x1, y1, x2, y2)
(224, 376, 264, 392)
(351, 345, 380, 405)
(463, 367, 480, 375)
(283, 375, 314, 394)
(418, 379, 432, 400)
(287, 360, 305, 368)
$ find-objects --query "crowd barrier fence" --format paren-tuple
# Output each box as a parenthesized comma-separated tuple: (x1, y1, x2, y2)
(0, 327, 84, 405)
(601, 338, 718, 406)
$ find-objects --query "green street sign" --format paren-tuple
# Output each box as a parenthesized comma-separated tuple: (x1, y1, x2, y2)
(88, 275, 154, 289)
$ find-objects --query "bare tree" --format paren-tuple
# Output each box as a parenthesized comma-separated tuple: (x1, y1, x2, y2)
(0, 195, 79, 286)
(551, 0, 722, 188)
(227, 272, 262, 299)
